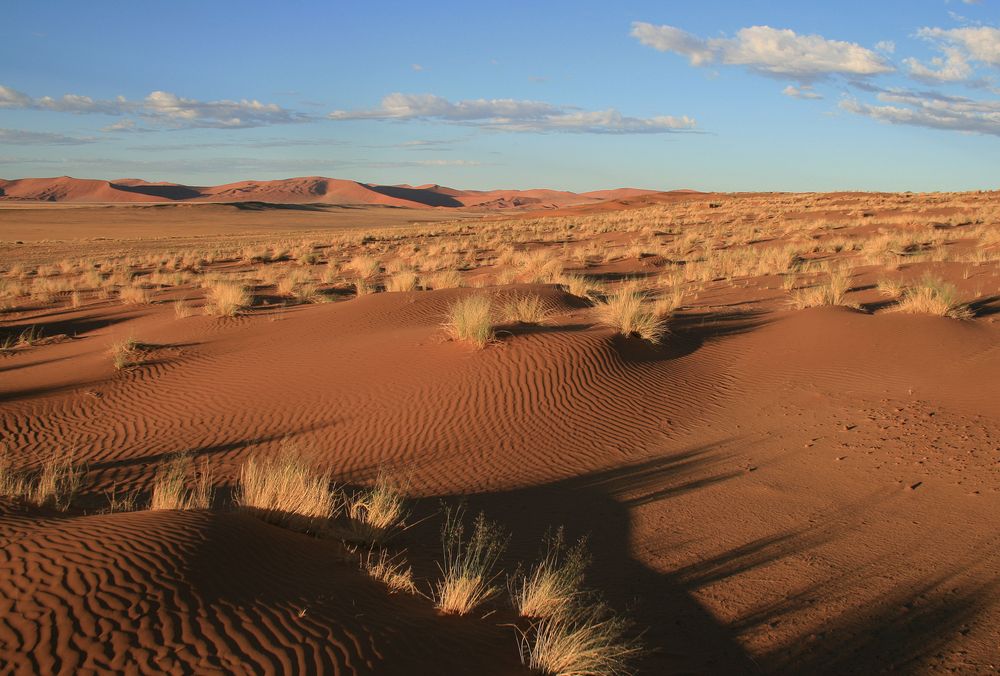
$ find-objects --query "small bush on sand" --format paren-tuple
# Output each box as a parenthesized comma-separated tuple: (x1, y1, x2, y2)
(434, 506, 509, 615)
(518, 603, 643, 676)
(236, 446, 337, 532)
(173, 299, 194, 318)
(876, 277, 904, 298)
(363, 549, 418, 594)
(895, 275, 972, 319)
(425, 270, 463, 290)
(444, 295, 494, 348)
(501, 293, 551, 325)
(354, 277, 376, 296)
(0, 451, 83, 511)
(150, 453, 213, 510)
(205, 281, 251, 316)
(350, 255, 381, 279)
(119, 284, 151, 305)
(594, 289, 665, 343)
(386, 271, 419, 292)
(110, 337, 142, 371)
(34, 452, 84, 511)
(344, 472, 408, 545)
(560, 274, 591, 299)
(791, 270, 851, 309)
(511, 528, 590, 619)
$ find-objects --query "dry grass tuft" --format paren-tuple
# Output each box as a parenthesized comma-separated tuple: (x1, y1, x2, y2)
(512, 528, 590, 619)
(0, 451, 85, 511)
(501, 293, 551, 324)
(444, 295, 494, 348)
(344, 472, 408, 545)
(363, 549, 418, 594)
(519, 603, 643, 676)
(791, 270, 851, 309)
(205, 281, 251, 316)
(434, 506, 509, 615)
(894, 275, 972, 319)
(386, 271, 419, 292)
(149, 453, 214, 510)
(594, 289, 666, 343)
(236, 446, 337, 531)
(119, 284, 152, 305)
(110, 337, 142, 371)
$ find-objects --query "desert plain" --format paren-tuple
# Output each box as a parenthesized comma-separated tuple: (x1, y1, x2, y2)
(1, 177, 998, 674)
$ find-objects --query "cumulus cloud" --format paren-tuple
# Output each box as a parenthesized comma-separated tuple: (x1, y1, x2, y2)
(0, 84, 309, 128)
(841, 85, 1000, 136)
(329, 93, 695, 133)
(631, 22, 893, 81)
(0, 128, 97, 145)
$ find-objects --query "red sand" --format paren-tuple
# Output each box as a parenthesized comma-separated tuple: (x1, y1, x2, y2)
(0, 191, 998, 673)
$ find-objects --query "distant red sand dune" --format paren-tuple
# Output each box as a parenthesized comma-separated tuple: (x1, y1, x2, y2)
(0, 175, 671, 210)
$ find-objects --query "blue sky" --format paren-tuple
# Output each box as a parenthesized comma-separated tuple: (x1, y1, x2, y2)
(1, 0, 998, 191)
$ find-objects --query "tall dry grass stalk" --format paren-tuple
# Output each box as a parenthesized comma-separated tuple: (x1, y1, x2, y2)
(594, 289, 666, 343)
(519, 603, 643, 676)
(501, 293, 551, 324)
(236, 447, 337, 531)
(344, 472, 408, 545)
(511, 529, 590, 619)
(894, 275, 972, 319)
(150, 454, 213, 510)
(205, 281, 251, 316)
(434, 506, 509, 615)
(444, 295, 494, 348)
(363, 549, 418, 594)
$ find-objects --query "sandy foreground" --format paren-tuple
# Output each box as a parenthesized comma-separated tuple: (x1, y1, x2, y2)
(1, 191, 998, 674)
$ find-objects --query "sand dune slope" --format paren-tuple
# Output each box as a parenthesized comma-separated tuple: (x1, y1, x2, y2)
(0, 505, 521, 674)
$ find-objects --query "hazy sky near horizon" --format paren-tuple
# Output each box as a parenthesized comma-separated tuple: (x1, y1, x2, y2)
(1, 0, 999, 192)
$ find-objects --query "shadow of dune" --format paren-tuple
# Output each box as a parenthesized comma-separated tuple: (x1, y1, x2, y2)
(110, 182, 203, 200)
(366, 185, 464, 208)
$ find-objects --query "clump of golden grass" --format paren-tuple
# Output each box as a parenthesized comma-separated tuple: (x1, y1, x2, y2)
(350, 255, 381, 279)
(354, 277, 376, 296)
(236, 446, 337, 531)
(876, 278, 904, 298)
(363, 549, 418, 594)
(105, 483, 141, 513)
(386, 271, 419, 292)
(894, 275, 972, 319)
(149, 453, 213, 511)
(511, 529, 590, 619)
(791, 269, 851, 309)
(434, 506, 509, 615)
(119, 284, 152, 305)
(425, 270, 463, 290)
(518, 603, 643, 676)
(0, 451, 30, 500)
(110, 337, 141, 371)
(444, 295, 494, 348)
(560, 274, 591, 298)
(0, 451, 85, 511)
(173, 298, 194, 318)
(205, 281, 251, 316)
(344, 472, 408, 545)
(501, 293, 551, 324)
(594, 288, 666, 343)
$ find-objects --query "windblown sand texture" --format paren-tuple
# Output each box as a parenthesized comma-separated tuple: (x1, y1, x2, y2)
(1, 187, 998, 673)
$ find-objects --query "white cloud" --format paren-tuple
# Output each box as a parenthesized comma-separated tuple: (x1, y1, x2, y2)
(411, 63, 424, 72)
(782, 85, 823, 100)
(915, 26, 1000, 68)
(0, 84, 309, 128)
(631, 22, 893, 81)
(904, 46, 973, 82)
(329, 93, 696, 133)
(875, 41, 896, 54)
(841, 86, 1000, 136)
(0, 128, 96, 145)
